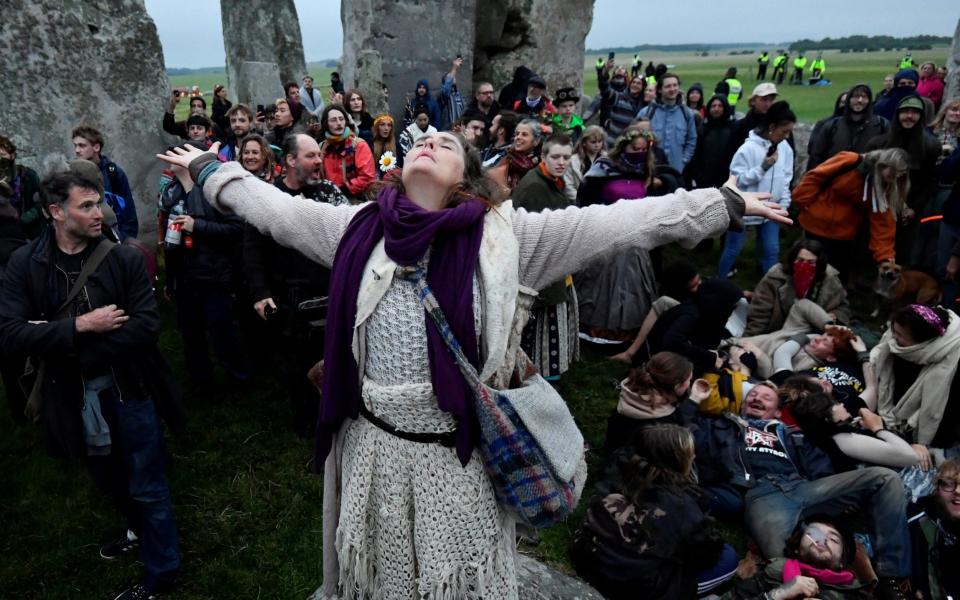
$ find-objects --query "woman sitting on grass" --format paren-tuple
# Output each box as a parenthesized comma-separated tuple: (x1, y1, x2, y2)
(573, 424, 738, 599)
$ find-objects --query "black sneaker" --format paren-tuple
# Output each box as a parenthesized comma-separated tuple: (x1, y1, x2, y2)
(113, 583, 160, 600)
(100, 529, 140, 560)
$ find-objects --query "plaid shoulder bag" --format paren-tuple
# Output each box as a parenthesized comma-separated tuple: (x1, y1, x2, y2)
(407, 266, 586, 528)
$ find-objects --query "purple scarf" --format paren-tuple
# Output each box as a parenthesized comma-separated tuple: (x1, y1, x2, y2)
(315, 186, 487, 468)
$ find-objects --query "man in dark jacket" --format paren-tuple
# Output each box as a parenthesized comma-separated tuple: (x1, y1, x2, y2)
(467, 81, 501, 124)
(722, 516, 872, 599)
(0, 172, 183, 599)
(808, 84, 889, 170)
(244, 134, 345, 436)
(686, 388, 913, 599)
(160, 142, 249, 386)
(72, 125, 136, 212)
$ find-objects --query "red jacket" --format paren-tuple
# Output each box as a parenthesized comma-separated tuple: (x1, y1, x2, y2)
(322, 136, 376, 198)
(792, 151, 897, 263)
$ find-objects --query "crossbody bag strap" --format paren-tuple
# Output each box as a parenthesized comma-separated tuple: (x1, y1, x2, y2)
(55, 238, 117, 318)
(400, 265, 484, 389)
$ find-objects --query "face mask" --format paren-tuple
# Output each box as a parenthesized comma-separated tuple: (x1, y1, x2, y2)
(793, 261, 818, 299)
(622, 150, 647, 167)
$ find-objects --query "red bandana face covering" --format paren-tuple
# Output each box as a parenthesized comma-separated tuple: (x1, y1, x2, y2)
(793, 261, 818, 299)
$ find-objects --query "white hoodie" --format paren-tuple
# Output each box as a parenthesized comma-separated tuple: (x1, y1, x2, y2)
(730, 130, 794, 226)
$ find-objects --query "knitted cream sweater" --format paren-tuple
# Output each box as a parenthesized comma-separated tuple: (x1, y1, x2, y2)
(202, 162, 737, 295)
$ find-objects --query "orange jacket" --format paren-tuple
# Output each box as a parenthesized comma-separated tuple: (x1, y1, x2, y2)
(792, 151, 896, 263)
(322, 136, 376, 198)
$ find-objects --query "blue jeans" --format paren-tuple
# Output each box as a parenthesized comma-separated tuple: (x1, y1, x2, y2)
(937, 221, 960, 309)
(718, 220, 781, 277)
(87, 388, 180, 589)
(743, 467, 910, 578)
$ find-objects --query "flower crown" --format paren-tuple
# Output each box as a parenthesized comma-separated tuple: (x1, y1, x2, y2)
(616, 127, 656, 148)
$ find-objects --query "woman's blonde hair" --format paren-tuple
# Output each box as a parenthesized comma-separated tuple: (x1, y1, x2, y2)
(574, 125, 607, 165)
(861, 147, 911, 215)
(931, 98, 960, 136)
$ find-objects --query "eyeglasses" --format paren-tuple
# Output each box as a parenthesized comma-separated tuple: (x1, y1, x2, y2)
(938, 479, 958, 493)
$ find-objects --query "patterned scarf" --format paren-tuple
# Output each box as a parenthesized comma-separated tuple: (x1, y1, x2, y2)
(507, 150, 537, 191)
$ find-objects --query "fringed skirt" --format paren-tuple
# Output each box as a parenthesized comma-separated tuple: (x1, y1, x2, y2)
(520, 284, 580, 380)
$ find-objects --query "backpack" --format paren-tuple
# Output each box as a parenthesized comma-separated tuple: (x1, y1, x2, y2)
(644, 103, 693, 131)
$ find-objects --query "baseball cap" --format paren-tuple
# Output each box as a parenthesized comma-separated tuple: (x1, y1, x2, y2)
(751, 82, 778, 98)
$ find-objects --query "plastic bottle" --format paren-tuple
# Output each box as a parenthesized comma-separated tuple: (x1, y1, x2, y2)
(164, 200, 184, 246)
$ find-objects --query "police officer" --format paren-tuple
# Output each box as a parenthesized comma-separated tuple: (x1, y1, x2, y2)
(757, 51, 770, 80)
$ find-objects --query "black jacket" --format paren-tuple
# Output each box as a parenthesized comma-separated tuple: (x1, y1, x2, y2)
(0, 229, 185, 458)
(807, 97, 889, 171)
(243, 179, 332, 324)
(161, 180, 243, 287)
(687, 407, 835, 490)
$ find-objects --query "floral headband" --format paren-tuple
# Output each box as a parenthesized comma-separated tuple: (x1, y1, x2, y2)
(372, 113, 394, 128)
(909, 304, 946, 335)
(616, 127, 656, 148)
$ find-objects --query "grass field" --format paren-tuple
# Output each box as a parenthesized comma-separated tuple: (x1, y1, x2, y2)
(168, 64, 334, 122)
(581, 47, 951, 123)
(1, 229, 855, 599)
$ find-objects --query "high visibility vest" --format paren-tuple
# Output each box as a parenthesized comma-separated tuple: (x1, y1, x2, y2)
(633, 56, 641, 67)
(646, 75, 657, 87)
(811, 59, 825, 73)
(900, 57, 914, 69)
(773, 56, 786, 68)
(794, 57, 807, 69)
(758, 54, 770, 65)
(726, 78, 742, 105)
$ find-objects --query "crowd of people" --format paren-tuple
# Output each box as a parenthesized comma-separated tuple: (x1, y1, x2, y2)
(0, 49, 958, 600)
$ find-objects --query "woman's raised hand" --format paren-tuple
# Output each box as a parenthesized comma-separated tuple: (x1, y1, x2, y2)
(156, 141, 221, 172)
(724, 175, 792, 226)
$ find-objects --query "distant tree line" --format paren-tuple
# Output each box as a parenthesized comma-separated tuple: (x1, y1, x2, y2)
(789, 35, 951, 52)
(587, 43, 766, 54)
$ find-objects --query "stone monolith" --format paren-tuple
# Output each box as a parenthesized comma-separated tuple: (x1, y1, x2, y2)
(221, 0, 307, 105)
(946, 18, 960, 104)
(0, 0, 171, 235)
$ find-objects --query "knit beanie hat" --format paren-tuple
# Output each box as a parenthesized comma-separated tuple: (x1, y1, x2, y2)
(894, 68, 919, 86)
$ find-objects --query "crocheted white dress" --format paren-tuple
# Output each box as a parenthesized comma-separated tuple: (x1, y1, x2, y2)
(334, 270, 518, 599)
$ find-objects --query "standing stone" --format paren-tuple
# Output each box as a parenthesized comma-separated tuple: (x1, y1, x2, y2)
(516, 553, 605, 599)
(341, 0, 477, 121)
(474, 0, 595, 102)
(221, 0, 307, 105)
(234, 61, 284, 111)
(0, 0, 170, 236)
(946, 18, 960, 105)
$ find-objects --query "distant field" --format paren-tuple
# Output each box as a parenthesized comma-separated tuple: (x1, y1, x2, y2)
(581, 48, 951, 123)
(168, 65, 334, 121)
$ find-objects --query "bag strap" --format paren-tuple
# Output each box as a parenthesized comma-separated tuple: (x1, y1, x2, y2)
(55, 238, 117, 318)
(398, 265, 484, 389)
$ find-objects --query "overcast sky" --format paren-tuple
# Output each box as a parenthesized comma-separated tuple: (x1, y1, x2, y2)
(145, 0, 958, 69)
